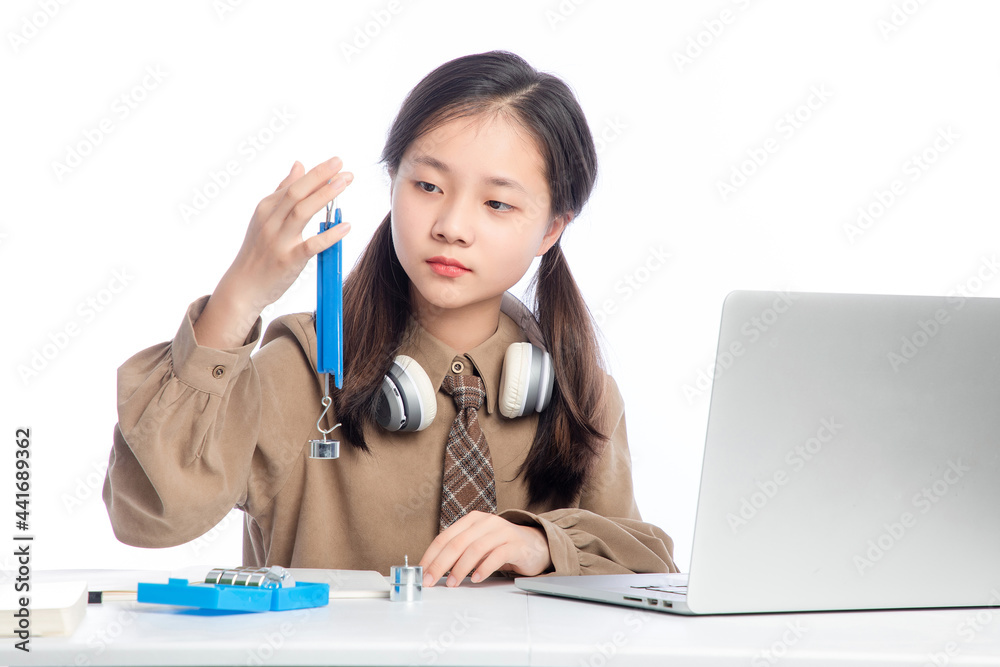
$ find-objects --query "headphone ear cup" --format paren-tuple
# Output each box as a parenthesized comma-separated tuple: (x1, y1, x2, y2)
(376, 355, 437, 432)
(498, 344, 527, 419)
(499, 343, 553, 418)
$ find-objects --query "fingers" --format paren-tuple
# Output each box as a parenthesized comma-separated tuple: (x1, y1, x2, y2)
(273, 156, 349, 224)
(254, 158, 343, 223)
(447, 536, 504, 586)
(419, 514, 478, 585)
(418, 513, 552, 588)
(300, 218, 352, 259)
(286, 171, 354, 237)
(275, 160, 304, 192)
(470, 549, 513, 584)
(460, 525, 550, 584)
(258, 158, 354, 265)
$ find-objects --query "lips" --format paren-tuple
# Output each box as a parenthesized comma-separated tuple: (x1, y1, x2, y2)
(427, 256, 469, 270)
(426, 256, 471, 277)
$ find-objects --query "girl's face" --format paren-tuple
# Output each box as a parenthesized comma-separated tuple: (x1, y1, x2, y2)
(390, 113, 567, 316)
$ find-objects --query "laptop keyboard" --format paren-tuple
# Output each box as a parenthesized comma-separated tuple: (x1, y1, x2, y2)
(630, 583, 689, 598)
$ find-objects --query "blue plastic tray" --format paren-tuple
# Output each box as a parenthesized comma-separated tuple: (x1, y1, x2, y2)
(137, 578, 330, 611)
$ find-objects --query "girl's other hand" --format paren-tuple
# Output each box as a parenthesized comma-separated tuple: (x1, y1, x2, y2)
(419, 512, 553, 587)
(194, 157, 352, 349)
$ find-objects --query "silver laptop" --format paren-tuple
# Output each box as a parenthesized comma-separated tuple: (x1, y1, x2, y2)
(516, 290, 1000, 614)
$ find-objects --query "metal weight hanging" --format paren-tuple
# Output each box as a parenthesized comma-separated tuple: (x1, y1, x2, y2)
(309, 381, 341, 460)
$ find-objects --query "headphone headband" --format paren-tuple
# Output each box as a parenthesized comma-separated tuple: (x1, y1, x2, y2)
(376, 293, 553, 431)
(500, 293, 546, 352)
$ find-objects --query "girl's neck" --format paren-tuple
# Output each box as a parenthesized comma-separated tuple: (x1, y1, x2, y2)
(411, 291, 503, 354)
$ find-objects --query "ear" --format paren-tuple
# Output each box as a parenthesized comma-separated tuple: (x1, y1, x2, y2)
(536, 212, 572, 257)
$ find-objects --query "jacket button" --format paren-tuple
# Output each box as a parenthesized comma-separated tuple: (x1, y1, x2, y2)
(213, 365, 226, 378)
(451, 360, 465, 374)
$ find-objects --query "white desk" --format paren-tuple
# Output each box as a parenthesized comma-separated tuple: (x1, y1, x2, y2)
(5, 570, 1000, 665)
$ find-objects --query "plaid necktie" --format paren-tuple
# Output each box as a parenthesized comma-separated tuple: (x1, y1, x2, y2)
(439, 374, 497, 531)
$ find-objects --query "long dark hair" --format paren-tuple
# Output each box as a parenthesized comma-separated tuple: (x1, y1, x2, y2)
(335, 51, 606, 507)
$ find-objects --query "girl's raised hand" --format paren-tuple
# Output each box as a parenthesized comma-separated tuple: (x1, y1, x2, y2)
(418, 512, 553, 587)
(226, 156, 353, 310)
(194, 157, 352, 349)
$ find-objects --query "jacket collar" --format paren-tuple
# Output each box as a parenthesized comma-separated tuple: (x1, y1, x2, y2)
(400, 307, 526, 416)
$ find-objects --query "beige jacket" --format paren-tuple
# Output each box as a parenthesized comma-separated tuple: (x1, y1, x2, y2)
(103, 295, 678, 576)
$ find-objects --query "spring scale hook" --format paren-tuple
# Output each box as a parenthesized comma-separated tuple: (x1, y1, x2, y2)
(309, 373, 341, 459)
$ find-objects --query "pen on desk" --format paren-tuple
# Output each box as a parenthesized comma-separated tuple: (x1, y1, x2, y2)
(317, 198, 343, 390)
(88, 589, 138, 604)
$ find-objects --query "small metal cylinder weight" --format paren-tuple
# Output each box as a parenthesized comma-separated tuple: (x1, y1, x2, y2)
(309, 439, 340, 459)
(389, 556, 422, 602)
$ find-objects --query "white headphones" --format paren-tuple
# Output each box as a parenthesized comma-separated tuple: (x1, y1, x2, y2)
(376, 294, 555, 432)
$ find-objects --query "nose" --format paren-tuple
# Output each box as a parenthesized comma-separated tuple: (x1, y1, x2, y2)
(430, 196, 475, 246)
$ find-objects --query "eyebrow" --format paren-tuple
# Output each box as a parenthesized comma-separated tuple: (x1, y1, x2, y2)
(410, 154, 529, 195)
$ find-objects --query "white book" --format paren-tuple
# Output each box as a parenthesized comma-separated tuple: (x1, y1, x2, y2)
(1, 580, 87, 637)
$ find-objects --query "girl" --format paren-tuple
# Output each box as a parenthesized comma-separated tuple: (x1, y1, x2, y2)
(104, 51, 678, 587)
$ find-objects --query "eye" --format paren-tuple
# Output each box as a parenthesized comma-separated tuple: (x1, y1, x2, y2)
(416, 181, 441, 194)
(486, 200, 513, 212)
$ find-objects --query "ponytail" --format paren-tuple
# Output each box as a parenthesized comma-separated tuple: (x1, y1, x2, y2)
(519, 244, 608, 507)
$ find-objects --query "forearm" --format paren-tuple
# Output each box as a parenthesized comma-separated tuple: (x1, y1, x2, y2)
(105, 295, 262, 546)
(502, 508, 678, 576)
(192, 274, 265, 350)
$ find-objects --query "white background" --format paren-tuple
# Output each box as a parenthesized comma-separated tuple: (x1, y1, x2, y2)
(1, 0, 998, 574)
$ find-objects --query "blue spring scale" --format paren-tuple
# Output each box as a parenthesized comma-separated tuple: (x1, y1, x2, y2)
(310, 197, 343, 460)
(316, 199, 343, 387)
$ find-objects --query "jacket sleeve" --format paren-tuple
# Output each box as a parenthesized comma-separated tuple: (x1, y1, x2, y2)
(500, 376, 679, 576)
(102, 295, 263, 547)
